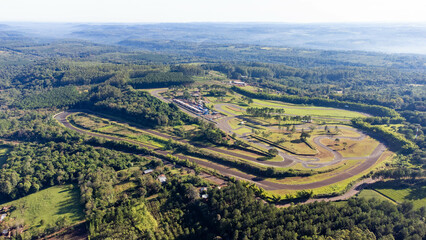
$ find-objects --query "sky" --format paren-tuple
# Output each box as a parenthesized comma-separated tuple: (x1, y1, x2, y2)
(1, 0, 425, 23)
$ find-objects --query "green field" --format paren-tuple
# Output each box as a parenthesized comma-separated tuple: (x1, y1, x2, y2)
(251, 103, 364, 119)
(0, 185, 84, 232)
(357, 189, 396, 203)
(358, 180, 426, 209)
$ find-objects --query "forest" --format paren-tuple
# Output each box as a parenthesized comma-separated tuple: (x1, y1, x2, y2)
(0, 30, 424, 239)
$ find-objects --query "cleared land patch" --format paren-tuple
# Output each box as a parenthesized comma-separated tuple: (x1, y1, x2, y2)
(357, 189, 396, 203)
(356, 180, 426, 209)
(372, 181, 426, 209)
(251, 100, 366, 119)
(320, 137, 380, 158)
(0, 185, 84, 232)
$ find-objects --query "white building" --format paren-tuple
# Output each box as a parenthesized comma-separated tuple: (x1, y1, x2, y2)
(158, 174, 167, 183)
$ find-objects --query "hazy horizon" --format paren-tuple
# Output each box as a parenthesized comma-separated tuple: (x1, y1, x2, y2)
(1, 0, 425, 23)
(1, 22, 425, 55)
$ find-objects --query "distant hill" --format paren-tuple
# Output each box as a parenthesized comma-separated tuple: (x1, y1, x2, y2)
(1, 22, 426, 54)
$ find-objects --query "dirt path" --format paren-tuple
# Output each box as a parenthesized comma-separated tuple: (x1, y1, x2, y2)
(42, 220, 87, 240)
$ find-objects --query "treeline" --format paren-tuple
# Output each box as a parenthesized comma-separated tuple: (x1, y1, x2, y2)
(202, 61, 425, 111)
(400, 110, 426, 127)
(7, 60, 200, 91)
(0, 134, 149, 200)
(201, 182, 425, 240)
(91, 90, 195, 127)
(246, 107, 285, 118)
(373, 168, 425, 180)
(10, 60, 126, 89)
(363, 116, 405, 125)
(351, 118, 417, 153)
(130, 72, 194, 89)
(12, 86, 87, 109)
(233, 86, 399, 118)
(85, 165, 213, 240)
(84, 174, 426, 240)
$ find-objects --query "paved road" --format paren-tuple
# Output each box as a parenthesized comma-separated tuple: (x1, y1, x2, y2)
(213, 102, 385, 169)
(55, 110, 387, 191)
(147, 89, 387, 188)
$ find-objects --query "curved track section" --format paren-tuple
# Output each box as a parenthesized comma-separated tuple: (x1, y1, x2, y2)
(213, 102, 385, 169)
(55, 110, 386, 191)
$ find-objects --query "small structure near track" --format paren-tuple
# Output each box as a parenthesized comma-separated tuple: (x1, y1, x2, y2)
(158, 174, 167, 183)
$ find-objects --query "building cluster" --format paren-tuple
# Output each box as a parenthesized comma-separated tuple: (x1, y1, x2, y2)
(143, 169, 168, 183)
(229, 80, 247, 86)
(173, 99, 210, 115)
(0, 206, 23, 237)
(173, 98, 222, 121)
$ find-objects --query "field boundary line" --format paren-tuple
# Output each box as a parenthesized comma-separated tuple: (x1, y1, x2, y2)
(371, 188, 398, 204)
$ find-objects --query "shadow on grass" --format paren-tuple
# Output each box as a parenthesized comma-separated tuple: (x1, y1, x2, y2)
(56, 186, 84, 221)
(256, 156, 274, 161)
(367, 179, 426, 201)
(406, 186, 426, 200)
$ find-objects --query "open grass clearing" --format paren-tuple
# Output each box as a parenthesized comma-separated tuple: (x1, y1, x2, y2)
(213, 107, 232, 116)
(192, 70, 228, 82)
(371, 181, 426, 210)
(222, 105, 244, 115)
(143, 88, 168, 93)
(114, 181, 137, 194)
(254, 131, 317, 155)
(320, 137, 380, 158)
(72, 113, 109, 129)
(0, 185, 84, 232)
(280, 107, 363, 119)
(240, 85, 260, 92)
(234, 127, 252, 135)
(250, 100, 366, 119)
(173, 124, 199, 131)
(252, 99, 303, 108)
(282, 140, 317, 155)
(356, 189, 396, 204)
(336, 127, 362, 138)
(95, 125, 114, 131)
(264, 155, 285, 162)
(228, 118, 245, 129)
(309, 143, 334, 162)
